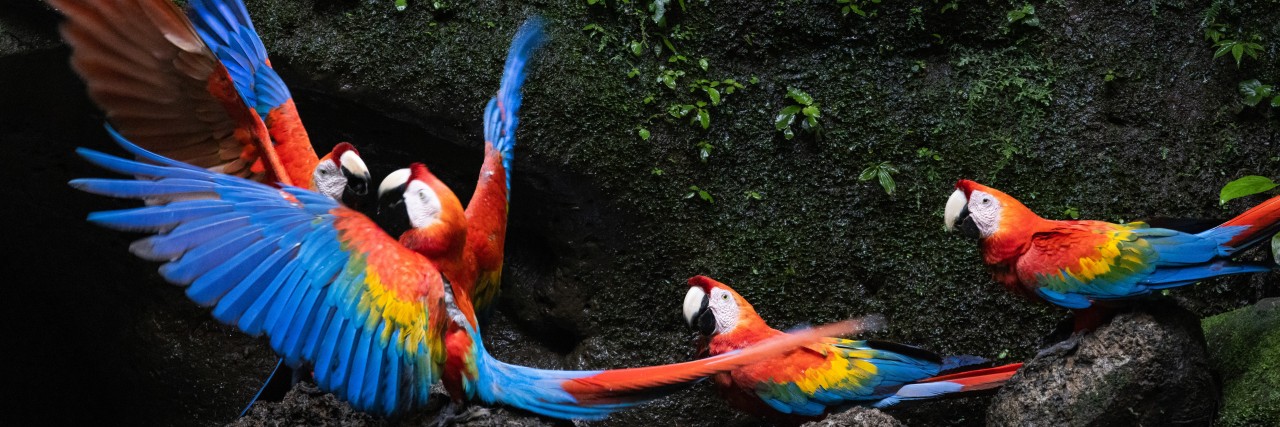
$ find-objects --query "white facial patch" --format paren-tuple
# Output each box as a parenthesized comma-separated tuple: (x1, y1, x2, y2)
(944, 189, 967, 231)
(312, 160, 343, 201)
(967, 190, 1003, 238)
(707, 288, 741, 334)
(404, 179, 443, 229)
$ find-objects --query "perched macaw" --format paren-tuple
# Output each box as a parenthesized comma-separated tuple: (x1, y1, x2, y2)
(68, 130, 865, 420)
(682, 276, 1023, 425)
(944, 179, 1279, 329)
(48, 0, 372, 206)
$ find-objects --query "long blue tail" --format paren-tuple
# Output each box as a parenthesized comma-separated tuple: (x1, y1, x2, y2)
(484, 17, 547, 191)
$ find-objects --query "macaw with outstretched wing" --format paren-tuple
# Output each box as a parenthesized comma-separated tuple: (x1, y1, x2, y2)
(69, 129, 867, 419)
(49, 0, 371, 205)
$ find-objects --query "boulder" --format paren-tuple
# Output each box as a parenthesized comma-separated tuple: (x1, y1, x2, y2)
(1202, 297, 1280, 427)
(231, 382, 554, 427)
(799, 407, 904, 427)
(987, 300, 1219, 426)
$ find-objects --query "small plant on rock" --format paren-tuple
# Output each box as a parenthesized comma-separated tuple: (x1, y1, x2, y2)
(775, 87, 822, 140)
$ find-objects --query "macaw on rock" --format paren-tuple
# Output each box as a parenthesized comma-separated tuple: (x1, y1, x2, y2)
(682, 275, 1022, 425)
(944, 179, 1280, 329)
(68, 127, 870, 420)
(48, 0, 372, 206)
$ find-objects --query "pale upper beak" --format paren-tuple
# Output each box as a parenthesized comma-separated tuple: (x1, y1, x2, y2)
(340, 151, 372, 196)
(683, 286, 716, 335)
(944, 189, 968, 231)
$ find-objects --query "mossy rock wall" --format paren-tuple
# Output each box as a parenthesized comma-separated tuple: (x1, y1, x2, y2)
(1203, 298, 1280, 426)
(6, 0, 1280, 425)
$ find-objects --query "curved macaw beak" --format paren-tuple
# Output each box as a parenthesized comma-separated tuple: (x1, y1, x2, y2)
(340, 150, 372, 198)
(944, 189, 980, 238)
(683, 287, 716, 336)
(375, 168, 411, 237)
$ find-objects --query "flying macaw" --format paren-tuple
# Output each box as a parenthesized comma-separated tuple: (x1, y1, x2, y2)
(68, 130, 866, 420)
(681, 275, 1023, 425)
(944, 179, 1279, 329)
(48, 0, 372, 206)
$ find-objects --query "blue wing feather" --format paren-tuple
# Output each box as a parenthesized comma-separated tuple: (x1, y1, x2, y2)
(187, 0, 292, 119)
(72, 129, 442, 415)
(484, 18, 547, 192)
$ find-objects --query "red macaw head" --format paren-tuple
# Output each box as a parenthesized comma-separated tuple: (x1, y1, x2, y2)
(315, 142, 372, 205)
(376, 163, 467, 258)
(682, 275, 763, 337)
(944, 179, 1039, 239)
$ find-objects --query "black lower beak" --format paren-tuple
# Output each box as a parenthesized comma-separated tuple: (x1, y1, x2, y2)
(691, 294, 716, 336)
(956, 206, 980, 238)
(375, 197, 410, 237)
(344, 169, 369, 196)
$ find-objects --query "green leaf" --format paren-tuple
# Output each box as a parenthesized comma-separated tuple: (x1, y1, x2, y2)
(858, 166, 877, 181)
(696, 109, 710, 129)
(1240, 80, 1273, 107)
(630, 41, 644, 56)
(877, 169, 896, 195)
(1272, 95, 1280, 108)
(1220, 175, 1278, 205)
(698, 58, 709, 71)
(1213, 42, 1232, 59)
(774, 106, 800, 131)
(638, 128, 651, 140)
(651, 0, 668, 24)
(1232, 43, 1244, 66)
(1273, 234, 1280, 266)
(801, 105, 820, 118)
(395, 0, 407, 11)
(782, 127, 795, 140)
(706, 87, 721, 105)
(786, 87, 814, 105)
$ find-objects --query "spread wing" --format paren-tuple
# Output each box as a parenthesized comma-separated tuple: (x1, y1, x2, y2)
(465, 19, 546, 313)
(50, 0, 296, 186)
(69, 129, 443, 415)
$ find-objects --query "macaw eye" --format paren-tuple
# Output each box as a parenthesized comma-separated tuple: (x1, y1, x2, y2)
(982, 197, 990, 204)
(722, 293, 729, 300)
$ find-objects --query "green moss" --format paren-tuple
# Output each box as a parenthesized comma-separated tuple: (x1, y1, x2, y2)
(1203, 300, 1280, 427)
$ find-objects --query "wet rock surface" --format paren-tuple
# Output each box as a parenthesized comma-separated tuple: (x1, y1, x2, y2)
(1202, 297, 1280, 426)
(798, 407, 903, 427)
(987, 300, 1220, 426)
(232, 382, 557, 427)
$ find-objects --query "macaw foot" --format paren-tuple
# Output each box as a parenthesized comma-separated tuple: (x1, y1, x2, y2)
(1035, 330, 1085, 359)
(430, 401, 489, 427)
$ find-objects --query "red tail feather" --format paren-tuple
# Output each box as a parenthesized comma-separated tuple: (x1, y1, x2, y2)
(919, 362, 1023, 392)
(560, 319, 867, 405)
(1217, 195, 1280, 249)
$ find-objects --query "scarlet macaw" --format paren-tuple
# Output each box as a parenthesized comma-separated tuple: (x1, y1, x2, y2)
(681, 275, 1023, 425)
(68, 130, 866, 419)
(944, 179, 1279, 329)
(48, 0, 372, 206)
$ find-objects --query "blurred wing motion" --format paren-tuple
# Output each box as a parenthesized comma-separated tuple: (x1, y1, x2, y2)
(464, 18, 547, 314)
(71, 129, 863, 419)
(50, 0, 369, 200)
